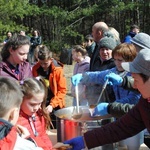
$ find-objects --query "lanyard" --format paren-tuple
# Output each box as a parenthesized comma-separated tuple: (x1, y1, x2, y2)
(29, 115, 38, 136)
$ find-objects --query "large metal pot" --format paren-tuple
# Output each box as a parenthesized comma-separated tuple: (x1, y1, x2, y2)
(55, 106, 112, 142)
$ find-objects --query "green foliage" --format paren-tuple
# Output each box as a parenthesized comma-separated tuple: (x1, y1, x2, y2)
(39, 6, 67, 19)
(111, 1, 126, 12)
(0, 0, 30, 19)
(0, 0, 149, 52)
(47, 41, 63, 53)
(0, 0, 37, 42)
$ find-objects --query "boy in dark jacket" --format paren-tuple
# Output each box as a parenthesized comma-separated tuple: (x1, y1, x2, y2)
(123, 24, 140, 43)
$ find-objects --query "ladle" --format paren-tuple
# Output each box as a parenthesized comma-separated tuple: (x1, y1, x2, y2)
(72, 85, 82, 119)
(89, 78, 109, 116)
(89, 71, 128, 116)
(96, 78, 109, 105)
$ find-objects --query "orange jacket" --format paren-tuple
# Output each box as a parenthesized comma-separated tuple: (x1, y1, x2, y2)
(32, 60, 67, 108)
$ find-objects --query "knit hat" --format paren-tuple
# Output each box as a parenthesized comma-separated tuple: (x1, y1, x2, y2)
(99, 32, 117, 50)
(131, 32, 150, 49)
(122, 48, 150, 76)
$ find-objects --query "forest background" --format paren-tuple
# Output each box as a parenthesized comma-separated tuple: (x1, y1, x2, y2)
(0, 0, 149, 53)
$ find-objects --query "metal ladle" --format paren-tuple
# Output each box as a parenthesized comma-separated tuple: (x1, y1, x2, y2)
(89, 78, 109, 116)
(72, 85, 82, 119)
(96, 78, 109, 105)
(89, 71, 128, 115)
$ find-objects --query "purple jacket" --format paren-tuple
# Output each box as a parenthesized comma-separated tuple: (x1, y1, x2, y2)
(71, 56, 90, 99)
(84, 97, 148, 149)
(73, 56, 90, 75)
(0, 61, 32, 81)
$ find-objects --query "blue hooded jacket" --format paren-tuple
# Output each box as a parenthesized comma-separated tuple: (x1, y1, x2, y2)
(82, 67, 141, 105)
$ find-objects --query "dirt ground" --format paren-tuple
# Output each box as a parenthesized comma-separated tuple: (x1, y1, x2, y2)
(63, 64, 74, 107)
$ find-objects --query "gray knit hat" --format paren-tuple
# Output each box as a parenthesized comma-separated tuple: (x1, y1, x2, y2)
(131, 32, 150, 49)
(99, 32, 117, 50)
(122, 48, 150, 76)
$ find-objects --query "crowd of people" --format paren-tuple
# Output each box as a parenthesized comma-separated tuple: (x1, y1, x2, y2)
(64, 22, 150, 150)
(2, 29, 42, 64)
(0, 22, 149, 150)
(0, 33, 66, 149)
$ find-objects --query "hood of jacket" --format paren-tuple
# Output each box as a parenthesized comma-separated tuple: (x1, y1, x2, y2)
(78, 56, 90, 66)
(52, 59, 64, 68)
(0, 119, 13, 139)
(33, 59, 64, 73)
(128, 31, 136, 38)
(0, 119, 17, 150)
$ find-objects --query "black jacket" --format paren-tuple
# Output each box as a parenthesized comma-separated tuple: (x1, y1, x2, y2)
(107, 102, 135, 118)
(107, 76, 139, 118)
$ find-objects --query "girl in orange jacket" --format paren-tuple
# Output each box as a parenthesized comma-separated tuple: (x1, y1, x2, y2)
(32, 45, 67, 128)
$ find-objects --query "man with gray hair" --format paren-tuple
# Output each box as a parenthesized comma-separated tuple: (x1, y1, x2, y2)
(90, 21, 109, 71)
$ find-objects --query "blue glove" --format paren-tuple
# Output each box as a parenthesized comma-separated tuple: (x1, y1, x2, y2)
(92, 102, 109, 116)
(64, 136, 85, 150)
(104, 73, 123, 85)
(71, 74, 83, 86)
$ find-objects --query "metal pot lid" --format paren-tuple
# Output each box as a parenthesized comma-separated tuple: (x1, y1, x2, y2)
(54, 106, 112, 122)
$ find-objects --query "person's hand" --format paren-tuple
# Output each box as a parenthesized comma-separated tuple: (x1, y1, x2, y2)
(71, 74, 83, 86)
(92, 102, 109, 116)
(104, 73, 123, 85)
(16, 124, 30, 139)
(46, 105, 53, 113)
(64, 136, 85, 150)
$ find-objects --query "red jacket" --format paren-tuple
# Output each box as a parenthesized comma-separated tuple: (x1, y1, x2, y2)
(0, 119, 17, 150)
(32, 60, 67, 108)
(17, 110, 52, 150)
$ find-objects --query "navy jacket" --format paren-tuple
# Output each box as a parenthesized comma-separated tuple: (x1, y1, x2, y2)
(123, 31, 136, 43)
